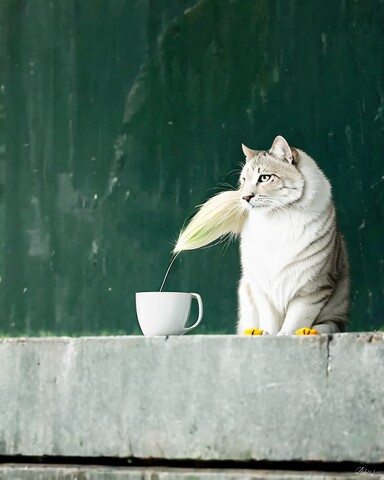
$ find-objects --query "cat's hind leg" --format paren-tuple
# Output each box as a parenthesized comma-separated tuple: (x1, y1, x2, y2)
(279, 297, 344, 335)
(279, 321, 341, 335)
(311, 320, 343, 334)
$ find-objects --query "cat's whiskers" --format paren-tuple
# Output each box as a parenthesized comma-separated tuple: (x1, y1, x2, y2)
(216, 182, 237, 191)
(225, 167, 242, 177)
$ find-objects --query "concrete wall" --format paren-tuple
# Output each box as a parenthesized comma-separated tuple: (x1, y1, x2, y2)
(0, 333, 383, 466)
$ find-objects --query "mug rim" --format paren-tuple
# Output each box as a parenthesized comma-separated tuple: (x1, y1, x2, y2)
(136, 291, 191, 296)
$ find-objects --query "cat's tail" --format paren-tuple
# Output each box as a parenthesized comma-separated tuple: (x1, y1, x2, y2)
(174, 189, 248, 253)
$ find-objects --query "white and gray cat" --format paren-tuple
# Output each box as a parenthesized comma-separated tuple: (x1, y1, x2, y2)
(237, 135, 349, 335)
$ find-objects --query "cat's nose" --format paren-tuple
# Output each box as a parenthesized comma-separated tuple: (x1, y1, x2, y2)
(242, 194, 255, 203)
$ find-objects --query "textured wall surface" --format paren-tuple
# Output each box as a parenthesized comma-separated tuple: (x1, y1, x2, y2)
(0, 334, 383, 463)
(0, 1, 383, 334)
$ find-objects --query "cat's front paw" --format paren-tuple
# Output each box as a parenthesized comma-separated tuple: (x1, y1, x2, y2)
(244, 329, 269, 336)
(295, 327, 318, 336)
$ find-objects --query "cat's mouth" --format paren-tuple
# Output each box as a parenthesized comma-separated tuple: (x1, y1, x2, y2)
(241, 196, 271, 209)
(241, 198, 254, 210)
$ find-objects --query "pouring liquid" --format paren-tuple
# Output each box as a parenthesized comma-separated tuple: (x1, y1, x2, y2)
(159, 253, 179, 292)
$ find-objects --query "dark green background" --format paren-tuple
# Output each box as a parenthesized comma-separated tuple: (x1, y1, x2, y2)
(0, 0, 383, 335)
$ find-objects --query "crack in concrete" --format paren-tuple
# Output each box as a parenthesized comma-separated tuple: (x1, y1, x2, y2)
(325, 334, 333, 383)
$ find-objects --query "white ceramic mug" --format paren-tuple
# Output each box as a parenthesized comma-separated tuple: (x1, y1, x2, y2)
(135, 292, 203, 336)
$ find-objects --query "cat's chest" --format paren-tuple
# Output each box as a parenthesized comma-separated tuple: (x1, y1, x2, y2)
(240, 211, 314, 274)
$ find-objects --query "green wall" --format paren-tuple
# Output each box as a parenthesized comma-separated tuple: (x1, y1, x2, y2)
(0, 0, 383, 335)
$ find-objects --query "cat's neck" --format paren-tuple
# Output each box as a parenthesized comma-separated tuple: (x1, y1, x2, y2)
(295, 150, 331, 212)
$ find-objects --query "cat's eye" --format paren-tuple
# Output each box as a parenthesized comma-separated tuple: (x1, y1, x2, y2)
(259, 174, 272, 183)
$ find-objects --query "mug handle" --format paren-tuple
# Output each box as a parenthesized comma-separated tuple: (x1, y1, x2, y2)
(183, 293, 203, 333)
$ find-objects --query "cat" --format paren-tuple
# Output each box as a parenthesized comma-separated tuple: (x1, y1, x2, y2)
(237, 135, 350, 335)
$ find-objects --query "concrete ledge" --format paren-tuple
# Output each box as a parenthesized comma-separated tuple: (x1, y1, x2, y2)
(0, 465, 383, 480)
(0, 334, 383, 463)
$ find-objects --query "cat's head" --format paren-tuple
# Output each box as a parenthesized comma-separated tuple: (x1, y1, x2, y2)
(239, 135, 304, 210)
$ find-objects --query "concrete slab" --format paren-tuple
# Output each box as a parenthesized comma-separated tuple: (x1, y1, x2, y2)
(0, 334, 382, 463)
(0, 465, 382, 480)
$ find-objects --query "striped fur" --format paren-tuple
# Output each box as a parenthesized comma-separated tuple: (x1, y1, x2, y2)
(237, 136, 350, 335)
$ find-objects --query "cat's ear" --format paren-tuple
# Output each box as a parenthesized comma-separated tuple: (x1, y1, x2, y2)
(242, 143, 258, 160)
(270, 135, 297, 164)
